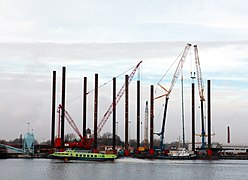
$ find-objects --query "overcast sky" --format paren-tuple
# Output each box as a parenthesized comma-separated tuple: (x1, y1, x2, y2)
(0, 0, 247, 145)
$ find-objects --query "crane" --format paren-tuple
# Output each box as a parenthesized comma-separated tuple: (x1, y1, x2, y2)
(144, 101, 149, 149)
(55, 104, 93, 149)
(155, 43, 191, 151)
(58, 104, 83, 140)
(194, 45, 206, 149)
(54, 61, 142, 149)
(97, 61, 142, 134)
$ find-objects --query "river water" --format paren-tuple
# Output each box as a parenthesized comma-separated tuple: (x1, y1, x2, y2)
(0, 158, 247, 180)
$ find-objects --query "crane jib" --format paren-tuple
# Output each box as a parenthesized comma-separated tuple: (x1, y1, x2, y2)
(155, 43, 191, 100)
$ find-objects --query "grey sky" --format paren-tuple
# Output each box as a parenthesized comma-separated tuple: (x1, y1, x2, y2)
(0, 1, 247, 145)
(1, 0, 248, 42)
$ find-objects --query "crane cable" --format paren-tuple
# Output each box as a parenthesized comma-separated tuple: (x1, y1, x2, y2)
(155, 50, 184, 94)
(154, 104, 165, 132)
(66, 64, 138, 103)
(86, 65, 136, 94)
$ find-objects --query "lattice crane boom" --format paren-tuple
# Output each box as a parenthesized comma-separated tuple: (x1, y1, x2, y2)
(144, 101, 149, 149)
(97, 61, 143, 134)
(155, 43, 192, 100)
(194, 45, 205, 101)
(58, 104, 84, 140)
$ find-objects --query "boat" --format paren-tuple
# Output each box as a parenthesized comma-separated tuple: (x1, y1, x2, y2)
(154, 147, 196, 159)
(167, 147, 196, 159)
(50, 149, 117, 162)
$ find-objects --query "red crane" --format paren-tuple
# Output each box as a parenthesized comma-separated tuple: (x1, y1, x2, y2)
(55, 105, 93, 149)
(97, 61, 142, 134)
(54, 61, 142, 149)
(144, 101, 149, 149)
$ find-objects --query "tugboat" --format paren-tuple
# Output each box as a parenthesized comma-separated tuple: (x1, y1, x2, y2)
(50, 149, 117, 162)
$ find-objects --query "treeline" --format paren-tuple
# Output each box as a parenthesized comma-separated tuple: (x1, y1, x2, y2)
(0, 132, 169, 149)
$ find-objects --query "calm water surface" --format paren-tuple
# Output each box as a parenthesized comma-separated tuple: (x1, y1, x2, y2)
(0, 158, 248, 180)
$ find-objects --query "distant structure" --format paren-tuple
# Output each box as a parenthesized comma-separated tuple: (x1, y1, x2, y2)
(23, 132, 34, 153)
(227, 126, 230, 144)
(23, 124, 35, 153)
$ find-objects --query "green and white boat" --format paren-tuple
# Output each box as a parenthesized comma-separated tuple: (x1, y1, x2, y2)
(50, 150, 117, 162)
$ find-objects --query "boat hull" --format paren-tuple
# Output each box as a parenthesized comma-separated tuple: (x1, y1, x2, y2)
(155, 155, 197, 160)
